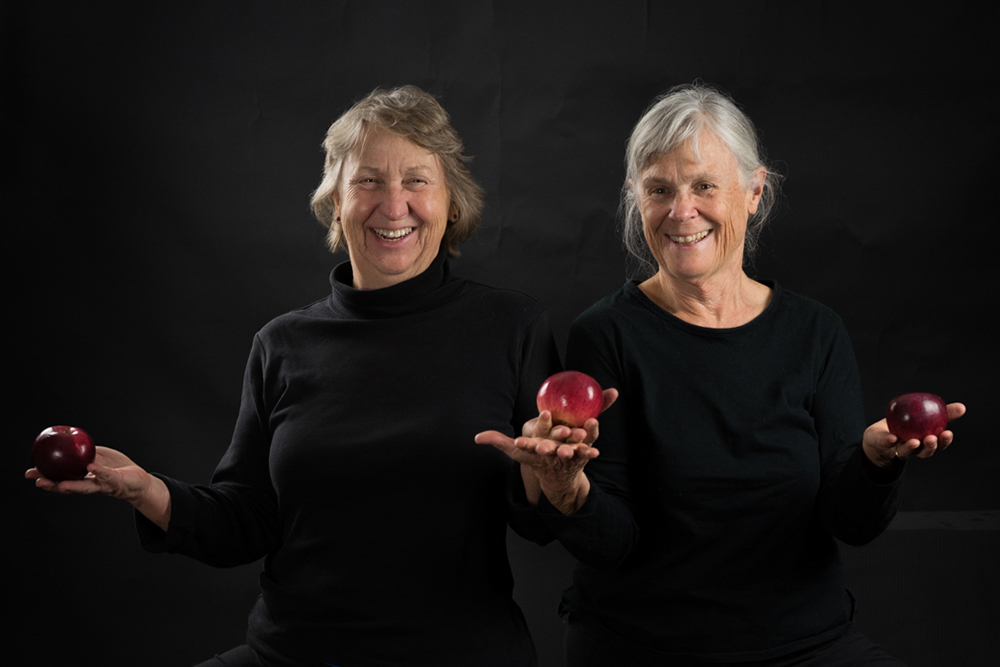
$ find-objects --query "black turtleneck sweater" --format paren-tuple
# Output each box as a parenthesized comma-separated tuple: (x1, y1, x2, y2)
(136, 251, 559, 667)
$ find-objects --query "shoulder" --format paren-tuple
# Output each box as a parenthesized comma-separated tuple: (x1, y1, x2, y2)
(262, 295, 329, 328)
(765, 283, 854, 358)
(572, 282, 640, 330)
(769, 282, 846, 330)
(247, 295, 334, 351)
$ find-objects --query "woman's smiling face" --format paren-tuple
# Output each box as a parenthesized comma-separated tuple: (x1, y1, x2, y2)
(334, 127, 454, 290)
(637, 130, 764, 286)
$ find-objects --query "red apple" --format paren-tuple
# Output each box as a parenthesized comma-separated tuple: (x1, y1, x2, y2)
(536, 371, 604, 428)
(886, 393, 948, 443)
(32, 425, 96, 481)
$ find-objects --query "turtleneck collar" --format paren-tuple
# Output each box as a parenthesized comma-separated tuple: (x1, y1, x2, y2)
(327, 248, 463, 318)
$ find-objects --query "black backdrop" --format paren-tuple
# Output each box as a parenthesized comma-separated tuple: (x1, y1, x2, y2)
(7, 2, 998, 666)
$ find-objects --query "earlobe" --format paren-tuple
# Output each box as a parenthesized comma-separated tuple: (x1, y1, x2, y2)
(331, 193, 341, 224)
(747, 167, 766, 214)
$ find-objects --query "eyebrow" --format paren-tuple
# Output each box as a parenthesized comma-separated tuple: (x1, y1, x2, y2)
(642, 170, 720, 187)
(353, 164, 437, 177)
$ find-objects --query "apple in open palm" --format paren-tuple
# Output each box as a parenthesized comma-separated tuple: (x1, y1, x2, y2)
(886, 393, 948, 443)
(536, 371, 604, 428)
(32, 426, 96, 481)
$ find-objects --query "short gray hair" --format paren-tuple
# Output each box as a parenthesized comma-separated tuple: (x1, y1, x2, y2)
(310, 85, 484, 257)
(621, 83, 782, 276)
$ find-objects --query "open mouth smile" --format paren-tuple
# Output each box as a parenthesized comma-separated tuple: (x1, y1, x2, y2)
(373, 227, 414, 241)
(670, 230, 710, 245)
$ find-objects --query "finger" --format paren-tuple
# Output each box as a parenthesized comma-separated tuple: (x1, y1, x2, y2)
(570, 443, 600, 460)
(514, 437, 542, 453)
(525, 411, 555, 438)
(534, 439, 559, 456)
(54, 476, 104, 494)
(894, 439, 923, 459)
(547, 425, 573, 441)
(601, 388, 619, 412)
(936, 429, 954, 449)
(580, 418, 601, 445)
(475, 430, 517, 453)
(868, 427, 896, 447)
(564, 427, 589, 444)
(946, 403, 966, 422)
(556, 443, 599, 460)
(914, 435, 939, 458)
(556, 443, 578, 459)
(33, 476, 58, 491)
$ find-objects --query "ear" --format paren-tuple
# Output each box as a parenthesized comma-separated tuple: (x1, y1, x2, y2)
(330, 190, 341, 222)
(448, 200, 459, 223)
(747, 167, 767, 214)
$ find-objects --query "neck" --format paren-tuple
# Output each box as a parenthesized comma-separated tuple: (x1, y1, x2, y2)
(640, 269, 771, 328)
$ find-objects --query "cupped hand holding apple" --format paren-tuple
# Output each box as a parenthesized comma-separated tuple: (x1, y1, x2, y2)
(476, 372, 618, 515)
(862, 395, 966, 468)
(27, 438, 173, 531)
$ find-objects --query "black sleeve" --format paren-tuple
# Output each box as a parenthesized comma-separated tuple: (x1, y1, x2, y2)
(813, 318, 905, 546)
(136, 334, 281, 567)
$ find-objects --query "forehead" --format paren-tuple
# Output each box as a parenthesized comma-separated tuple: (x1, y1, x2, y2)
(641, 130, 739, 182)
(346, 127, 440, 171)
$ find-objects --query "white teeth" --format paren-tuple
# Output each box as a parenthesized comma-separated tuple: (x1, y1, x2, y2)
(669, 230, 709, 244)
(373, 227, 413, 240)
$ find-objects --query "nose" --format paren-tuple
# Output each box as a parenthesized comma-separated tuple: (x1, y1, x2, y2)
(380, 184, 409, 220)
(668, 190, 697, 222)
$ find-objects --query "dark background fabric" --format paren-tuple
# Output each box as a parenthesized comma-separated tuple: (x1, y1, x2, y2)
(7, 2, 997, 666)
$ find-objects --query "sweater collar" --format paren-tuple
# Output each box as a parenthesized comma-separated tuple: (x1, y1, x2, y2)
(327, 248, 462, 318)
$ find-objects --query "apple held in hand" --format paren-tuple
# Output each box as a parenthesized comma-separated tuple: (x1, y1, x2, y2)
(536, 371, 604, 428)
(32, 425, 96, 481)
(886, 393, 948, 443)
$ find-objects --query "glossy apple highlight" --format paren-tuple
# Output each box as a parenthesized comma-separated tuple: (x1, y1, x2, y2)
(885, 393, 948, 443)
(32, 425, 96, 481)
(536, 371, 604, 428)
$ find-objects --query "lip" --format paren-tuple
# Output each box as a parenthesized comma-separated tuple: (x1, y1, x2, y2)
(668, 229, 711, 246)
(370, 226, 416, 243)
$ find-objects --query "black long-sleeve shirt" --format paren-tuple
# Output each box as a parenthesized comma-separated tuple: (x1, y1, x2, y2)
(531, 280, 905, 662)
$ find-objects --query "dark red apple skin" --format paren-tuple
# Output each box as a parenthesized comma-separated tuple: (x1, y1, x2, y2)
(886, 393, 948, 443)
(536, 371, 604, 428)
(32, 426, 96, 481)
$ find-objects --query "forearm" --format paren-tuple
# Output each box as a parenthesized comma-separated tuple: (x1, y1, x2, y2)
(520, 464, 541, 505)
(537, 478, 637, 568)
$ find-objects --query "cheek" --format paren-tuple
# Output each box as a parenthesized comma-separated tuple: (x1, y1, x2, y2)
(716, 208, 748, 254)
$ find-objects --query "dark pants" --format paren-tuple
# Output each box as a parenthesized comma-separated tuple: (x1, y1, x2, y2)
(565, 624, 908, 667)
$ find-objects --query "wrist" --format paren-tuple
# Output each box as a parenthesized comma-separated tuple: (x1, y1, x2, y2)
(133, 474, 172, 531)
(541, 472, 590, 516)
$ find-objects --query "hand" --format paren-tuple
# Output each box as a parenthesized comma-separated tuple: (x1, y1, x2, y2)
(26, 446, 172, 530)
(862, 402, 966, 467)
(477, 388, 618, 514)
